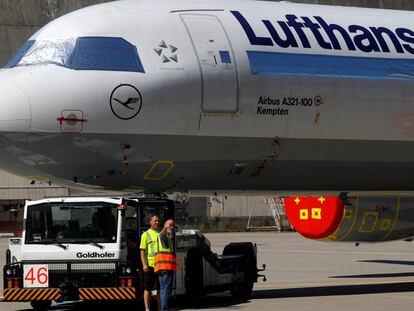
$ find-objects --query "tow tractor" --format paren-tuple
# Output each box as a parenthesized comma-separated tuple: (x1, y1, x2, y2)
(2, 195, 266, 310)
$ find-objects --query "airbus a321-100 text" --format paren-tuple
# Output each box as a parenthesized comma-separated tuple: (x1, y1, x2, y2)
(2, 0, 414, 241)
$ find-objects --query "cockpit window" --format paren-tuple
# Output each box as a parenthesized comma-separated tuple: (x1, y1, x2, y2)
(7, 39, 77, 68)
(4, 37, 145, 73)
(5, 40, 36, 68)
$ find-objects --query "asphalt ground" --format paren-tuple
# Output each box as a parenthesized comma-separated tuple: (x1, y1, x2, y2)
(2, 232, 414, 311)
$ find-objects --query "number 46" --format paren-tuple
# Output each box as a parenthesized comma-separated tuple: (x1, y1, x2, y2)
(25, 267, 48, 285)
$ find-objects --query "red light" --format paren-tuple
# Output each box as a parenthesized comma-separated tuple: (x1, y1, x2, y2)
(120, 278, 126, 287)
(284, 196, 344, 239)
(13, 279, 19, 288)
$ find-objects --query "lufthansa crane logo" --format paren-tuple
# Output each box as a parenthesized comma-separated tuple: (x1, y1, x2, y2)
(110, 84, 142, 120)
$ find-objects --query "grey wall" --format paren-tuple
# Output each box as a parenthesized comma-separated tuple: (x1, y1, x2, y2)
(0, 0, 109, 66)
(0, 0, 413, 66)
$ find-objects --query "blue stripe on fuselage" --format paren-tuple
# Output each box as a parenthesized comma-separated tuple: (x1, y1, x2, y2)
(247, 51, 414, 81)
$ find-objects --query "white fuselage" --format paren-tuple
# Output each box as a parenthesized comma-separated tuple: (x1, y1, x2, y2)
(0, 0, 414, 192)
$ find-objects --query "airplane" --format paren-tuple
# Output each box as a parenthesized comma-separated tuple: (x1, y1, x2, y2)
(1, 0, 414, 241)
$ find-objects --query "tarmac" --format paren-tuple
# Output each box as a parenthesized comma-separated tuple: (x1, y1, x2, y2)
(2, 232, 414, 311)
(0, 233, 14, 238)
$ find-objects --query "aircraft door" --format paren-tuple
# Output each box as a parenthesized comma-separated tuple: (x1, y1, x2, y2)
(181, 14, 238, 113)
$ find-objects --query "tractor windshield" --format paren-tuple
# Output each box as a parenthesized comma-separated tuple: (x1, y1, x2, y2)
(25, 202, 118, 244)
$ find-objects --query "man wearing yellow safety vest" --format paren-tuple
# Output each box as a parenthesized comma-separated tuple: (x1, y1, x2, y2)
(154, 219, 176, 311)
(140, 214, 161, 311)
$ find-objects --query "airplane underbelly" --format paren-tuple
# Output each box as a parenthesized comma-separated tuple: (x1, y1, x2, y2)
(8, 133, 414, 192)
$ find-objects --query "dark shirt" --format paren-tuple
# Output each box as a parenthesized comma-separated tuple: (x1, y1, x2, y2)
(159, 232, 171, 249)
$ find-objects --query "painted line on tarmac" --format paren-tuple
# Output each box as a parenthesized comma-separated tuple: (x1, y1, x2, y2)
(260, 249, 414, 256)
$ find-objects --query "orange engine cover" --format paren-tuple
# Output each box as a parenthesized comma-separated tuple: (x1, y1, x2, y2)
(284, 196, 345, 239)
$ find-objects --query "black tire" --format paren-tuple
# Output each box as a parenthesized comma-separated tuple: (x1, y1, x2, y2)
(223, 243, 256, 299)
(30, 301, 52, 311)
(230, 257, 254, 299)
(185, 249, 204, 298)
(223, 243, 255, 260)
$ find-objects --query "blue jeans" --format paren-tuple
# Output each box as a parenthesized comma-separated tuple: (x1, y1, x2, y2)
(158, 270, 173, 311)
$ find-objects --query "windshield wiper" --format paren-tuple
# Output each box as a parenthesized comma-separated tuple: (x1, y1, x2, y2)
(33, 238, 107, 250)
(41, 241, 68, 250)
(54, 243, 68, 250)
(84, 240, 104, 249)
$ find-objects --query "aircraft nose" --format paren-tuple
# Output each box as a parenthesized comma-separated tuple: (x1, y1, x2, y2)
(0, 81, 30, 131)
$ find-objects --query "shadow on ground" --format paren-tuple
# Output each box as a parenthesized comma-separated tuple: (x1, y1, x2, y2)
(10, 297, 250, 311)
(10, 280, 414, 311)
(331, 272, 414, 278)
(252, 281, 414, 299)
(358, 259, 414, 266)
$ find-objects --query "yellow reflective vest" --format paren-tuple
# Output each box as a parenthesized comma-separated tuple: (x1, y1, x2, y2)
(140, 229, 159, 267)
